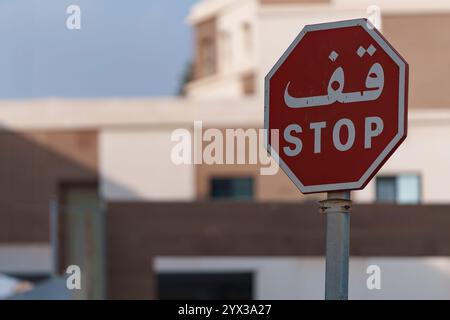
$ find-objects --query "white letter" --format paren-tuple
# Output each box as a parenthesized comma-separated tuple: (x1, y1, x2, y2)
(366, 265, 381, 290)
(283, 124, 302, 157)
(66, 265, 81, 290)
(365, 117, 384, 149)
(259, 129, 279, 176)
(225, 129, 258, 164)
(171, 129, 192, 165)
(203, 128, 224, 164)
(310, 121, 326, 154)
(333, 119, 355, 152)
(193, 121, 203, 164)
(66, 5, 81, 30)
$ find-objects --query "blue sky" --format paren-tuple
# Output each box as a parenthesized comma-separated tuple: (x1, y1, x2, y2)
(0, 0, 198, 98)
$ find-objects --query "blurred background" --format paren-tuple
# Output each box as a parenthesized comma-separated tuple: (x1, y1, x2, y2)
(1, 0, 450, 300)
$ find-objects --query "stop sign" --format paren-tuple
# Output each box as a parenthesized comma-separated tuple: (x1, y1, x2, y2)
(265, 19, 408, 194)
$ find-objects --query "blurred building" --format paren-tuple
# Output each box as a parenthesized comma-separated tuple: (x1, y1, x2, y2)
(1, 0, 450, 299)
(187, 0, 450, 204)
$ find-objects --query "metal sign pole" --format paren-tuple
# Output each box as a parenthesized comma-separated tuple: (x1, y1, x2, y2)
(320, 191, 351, 300)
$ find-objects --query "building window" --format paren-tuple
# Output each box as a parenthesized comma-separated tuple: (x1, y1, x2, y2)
(200, 38, 216, 77)
(194, 18, 217, 79)
(376, 175, 421, 204)
(157, 272, 253, 300)
(210, 177, 254, 200)
(376, 177, 396, 203)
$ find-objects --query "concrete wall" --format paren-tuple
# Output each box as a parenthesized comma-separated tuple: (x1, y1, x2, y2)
(155, 256, 450, 300)
(187, 73, 244, 99)
(99, 128, 195, 201)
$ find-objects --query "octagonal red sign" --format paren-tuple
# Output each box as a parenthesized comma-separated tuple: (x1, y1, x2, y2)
(264, 19, 408, 194)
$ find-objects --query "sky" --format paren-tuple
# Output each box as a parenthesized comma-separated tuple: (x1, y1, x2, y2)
(0, 0, 198, 98)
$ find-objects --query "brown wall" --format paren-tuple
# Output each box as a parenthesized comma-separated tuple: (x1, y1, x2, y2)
(107, 202, 450, 299)
(0, 130, 98, 243)
(383, 14, 450, 109)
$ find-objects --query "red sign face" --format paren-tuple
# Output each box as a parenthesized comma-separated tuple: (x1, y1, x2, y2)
(265, 19, 408, 194)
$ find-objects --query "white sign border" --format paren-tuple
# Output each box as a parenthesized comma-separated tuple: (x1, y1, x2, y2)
(264, 18, 407, 194)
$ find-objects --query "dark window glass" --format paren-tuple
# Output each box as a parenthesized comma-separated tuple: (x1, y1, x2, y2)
(210, 177, 253, 200)
(201, 39, 216, 77)
(376, 175, 421, 204)
(157, 272, 253, 300)
(376, 176, 397, 203)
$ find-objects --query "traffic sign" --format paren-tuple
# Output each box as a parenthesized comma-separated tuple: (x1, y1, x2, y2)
(265, 19, 408, 194)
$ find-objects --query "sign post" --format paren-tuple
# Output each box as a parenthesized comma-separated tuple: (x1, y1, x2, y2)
(320, 191, 351, 300)
(264, 19, 408, 300)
